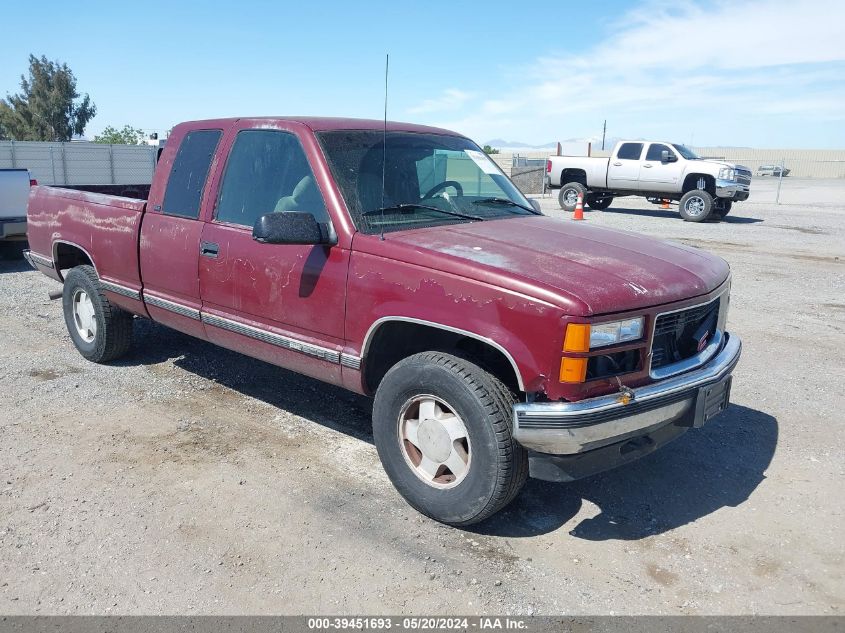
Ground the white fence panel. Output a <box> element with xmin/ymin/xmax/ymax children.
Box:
<box><xmin>0</xmin><ymin>140</ymin><xmax>156</xmax><ymax>185</ymax></box>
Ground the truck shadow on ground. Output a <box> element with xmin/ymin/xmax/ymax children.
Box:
<box><xmin>123</xmin><ymin>319</ymin><xmax>775</xmax><ymax>542</ymax></box>
<box><xmin>0</xmin><ymin>247</ymin><xmax>30</xmax><ymax>271</ymax></box>
<box><xmin>600</xmin><ymin>207</ymin><xmax>764</xmax><ymax>224</ymax></box>
<box><xmin>473</xmin><ymin>403</ymin><xmax>777</xmax><ymax>540</ymax></box>
<box><xmin>121</xmin><ymin>319</ymin><xmax>376</xmax><ymax>443</ymax></box>
<box><xmin>0</xmin><ymin>258</ymin><xmax>31</xmax><ymax>274</ymax></box>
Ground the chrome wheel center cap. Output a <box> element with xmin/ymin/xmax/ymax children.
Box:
<box><xmin>417</xmin><ymin>418</ymin><xmax>452</xmax><ymax>463</ymax></box>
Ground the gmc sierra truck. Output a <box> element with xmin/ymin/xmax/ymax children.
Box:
<box><xmin>546</xmin><ymin>141</ymin><xmax>752</xmax><ymax>222</ymax></box>
<box><xmin>25</xmin><ymin>117</ymin><xmax>741</xmax><ymax>525</ymax></box>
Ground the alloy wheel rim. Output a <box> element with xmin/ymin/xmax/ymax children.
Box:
<box><xmin>563</xmin><ymin>189</ymin><xmax>578</xmax><ymax>206</ymax></box>
<box><xmin>685</xmin><ymin>196</ymin><xmax>706</xmax><ymax>216</ymax></box>
<box><xmin>72</xmin><ymin>289</ymin><xmax>97</xmax><ymax>343</ymax></box>
<box><xmin>398</xmin><ymin>395</ymin><xmax>471</xmax><ymax>489</ymax></box>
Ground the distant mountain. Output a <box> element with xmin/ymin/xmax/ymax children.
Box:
<box><xmin>483</xmin><ymin>139</ymin><xmax>558</xmax><ymax>150</ymax></box>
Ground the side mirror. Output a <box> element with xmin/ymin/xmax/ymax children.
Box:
<box><xmin>529</xmin><ymin>199</ymin><xmax>542</xmax><ymax>213</ymax></box>
<box><xmin>661</xmin><ymin>150</ymin><xmax>677</xmax><ymax>163</ymax></box>
<box><xmin>252</xmin><ymin>212</ymin><xmax>334</xmax><ymax>245</ymax></box>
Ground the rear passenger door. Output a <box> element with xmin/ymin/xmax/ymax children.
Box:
<box><xmin>197</xmin><ymin>123</ymin><xmax>349</xmax><ymax>384</ymax></box>
<box><xmin>606</xmin><ymin>142</ymin><xmax>643</xmax><ymax>190</ymax></box>
<box><xmin>140</xmin><ymin>127</ymin><xmax>224</xmax><ymax>340</ymax></box>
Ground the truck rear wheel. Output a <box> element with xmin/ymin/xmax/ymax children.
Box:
<box><xmin>558</xmin><ymin>182</ymin><xmax>587</xmax><ymax>212</ymax></box>
<box><xmin>586</xmin><ymin>194</ymin><xmax>613</xmax><ymax>210</ymax></box>
<box><xmin>62</xmin><ymin>265</ymin><xmax>133</xmax><ymax>363</ymax></box>
<box><xmin>372</xmin><ymin>351</ymin><xmax>528</xmax><ymax>526</ymax></box>
<box><xmin>679</xmin><ymin>189</ymin><xmax>714</xmax><ymax>222</ymax></box>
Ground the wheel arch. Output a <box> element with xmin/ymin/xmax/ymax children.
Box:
<box><xmin>682</xmin><ymin>173</ymin><xmax>716</xmax><ymax>194</ymax></box>
<box><xmin>360</xmin><ymin>317</ymin><xmax>525</xmax><ymax>396</ymax></box>
<box><xmin>52</xmin><ymin>240</ymin><xmax>96</xmax><ymax>281</ymax></box>
<box><xmin>560</xmin><ymin>169</ymin><xmax>588</xmax><ymax>188</ymax></box>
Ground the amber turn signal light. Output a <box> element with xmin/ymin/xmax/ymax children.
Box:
<box><xmin>563</xmin><ymin>323</ymin><xmax>591</xmax><ymax>353</ymax></box>
<box><xmin>559</xmin><ymin>357</ymin><xmax>588</xmax><ymax>383</ymax></box>
<box><xmin>560</xmin><ymin>324</ymin><xmax>591</xmax><ymax>383</ymax></box>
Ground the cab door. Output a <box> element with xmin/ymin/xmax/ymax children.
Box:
<box><xmin>197</xmin><ymin>123</ymin><xmax>349</xmax><ymax>384</ymax></box>
<box><xmin>606</xmin><ymin>142</ymin><xmax>644</xmax><ymax>189</ymax></box>
<box><xmin>639</xmin><ymin>143</ymin><xmax>683</xmax><ymax>193</ymax></box>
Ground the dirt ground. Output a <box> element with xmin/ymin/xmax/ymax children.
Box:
<box><xmin>0</xmin><ymin>177</ymin><xmax>842</xmax><ymax>615</ymax></box>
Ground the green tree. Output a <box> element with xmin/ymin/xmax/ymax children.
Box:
<box><xmin>93</xmin><ymin>125</ymin><xmax>146</xmax><ymax>145</ymax></box>
<box><xmin>482</xmin><ymin>145</ymin><xmax>500</xmax><ymax>155</ymax></box>
<box><xmin>0</xmin><ymin>54</ymin><xmax>96</xmax><ymax>141</ymax></box>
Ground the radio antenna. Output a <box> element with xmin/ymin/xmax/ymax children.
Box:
<box><xmin>380</xmin><ymin>53</ymin><xmax>389</xmax><ymax>241</ymax></box>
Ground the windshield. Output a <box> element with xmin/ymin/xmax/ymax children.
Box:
<box><xmin>316</xmin><ymin>130</ymin><xmax>538</xmax><ymax>234</ymax></box>
<box><xmin>672</xmin><ymin>144</ymin><xmax>701</xmax><ymax>160</ymax></box>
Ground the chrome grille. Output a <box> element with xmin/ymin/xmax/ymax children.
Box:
<box><xmin>736</xmin><ymin>166</ymin><xmax>752</xmax><ymax>187</ymax></box>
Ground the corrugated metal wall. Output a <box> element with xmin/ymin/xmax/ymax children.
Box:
<box><xmin>690</xmin><ymin>148</ymin><xmax>845</xmax><ymax>179</ymax></box>
<box><xmin>4</xmin><ymin>140</ymin><xmax>842</xmax><ymax>183</ymax></box>
<box><xmin>0</xmin><ymin>141</ymin><xmax>156</xmax><ymax>185</ymax></box>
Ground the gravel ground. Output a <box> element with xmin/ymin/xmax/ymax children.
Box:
<box><xmin>0</xmin><ymin>177</ymin><xmax>842</xmax><ymax>615</ymax></box>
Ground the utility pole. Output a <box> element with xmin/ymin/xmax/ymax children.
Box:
<box><xmin>601</xmin><ymin>120</ymin><xmax>606</xmax><ymax>151</ymax></box>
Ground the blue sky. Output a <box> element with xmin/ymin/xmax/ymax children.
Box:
<box><xmin>1</xmin><ymin>0</ymin><xmax>843</xmax><ymax>148</ymax></box>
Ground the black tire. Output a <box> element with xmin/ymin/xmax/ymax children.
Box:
<box><xmin>372</xmin><ymin>351</ymin><xmax>528</xmax><ymax>526</ymax></box>
<box><xmin>715</xmin><ymin>200</ymin><xmax>732</xmax><ymax>218</ymax></box>
<box><xmin>679</xmin><ymin>189</ymin><xmax>714</xmax><ymax>222</ymax></box>
<box><xmin>558</xmin><ymin>181</ymin><xmax>587</xmax><ymax>212</ymax></box>
<box><xmin>62</xmin><ymin>265</ymin><xmax>133</xmax><ymax>363</ymax></box>
<box><xmin>586</xmin><ymin>195</ymin><xmax>613</xmax><ymax>210</ymax></box>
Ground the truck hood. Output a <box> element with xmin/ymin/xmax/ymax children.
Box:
<box><xmin>699</xmin><ymin>159</ymin><xmax>749</xmax><ymax>172</ymax></box>
<box><xmin>383</xmin><ymin>216</ymin><xmax>729</xmax><ymax>316</ymax></box>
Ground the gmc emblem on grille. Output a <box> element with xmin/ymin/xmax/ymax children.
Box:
<box><xmin>697</xmin><ymin>330</ymin><xmax>711</xmax><ymax>352</ymax></box>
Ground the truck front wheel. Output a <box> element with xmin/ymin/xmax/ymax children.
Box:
<box><xmin>372</xmin><ymin>352</ymin><xmax>528</xmax><ymax>526</ymax></box>
<box><xmin>558</xmin><ymin>182</ymin><xmax>587</xmax><ymax>212</ymax></box>
<box><xmin>679</xmin><ymin>189</ymin><xmax>714</xmax><ymax>222</ymax></box>
<box><xmin>62</xmin><ymin>265</ymin><xmax>133</xmax><ymax>363</ymax></box>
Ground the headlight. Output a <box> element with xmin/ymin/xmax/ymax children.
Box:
<box><xmin>589</xmin><ymin>317</ymin><xmax>644</xmax><ymax>348</ymax></box>
<box><xmin>718</xmin><ymin>167</ymin><xmax>735</xmax><ymax>180</ymax></box>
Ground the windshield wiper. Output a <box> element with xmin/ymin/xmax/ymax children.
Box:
<box><xmin>362</xmin><ymin>203</ymin><xmax>485</xmax><ymax>221</ymax></box>
<box><xmin>472</xmin><ymin>197</ymin><xmax>538</xmax><ymax>214</ymax></box>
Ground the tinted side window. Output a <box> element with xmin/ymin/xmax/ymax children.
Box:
<box><xmin>216</xmin><ymin>130</ymin><xmax>328</xmax><ymax>228</ymax></box>
<box><xmin>645</xmin><ymin>143</ymin><xmax>673</xmax><ymax>161</ymax></box>
<box><xmin>161</xmin><ymin>130</ymin><xmax>222</xmax><ymax>218</ymax></box>
<box><xmin>617</xmin><ymin>143</ymin><xmax>643</xmax><ymax>160</ymax></box>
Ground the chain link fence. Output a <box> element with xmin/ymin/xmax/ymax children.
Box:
<box><xmin>0</xmin><ymin>140</ymin><xmax>157</xmax><ymax>186</ymax></box>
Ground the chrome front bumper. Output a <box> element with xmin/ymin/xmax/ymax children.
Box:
<box><xmin>715</xmin><ymin>179</ymin><xmax>750</xmax><ymax>199</ymax></box>
<box><xmin>513</xmin><ymin>333</ymin><xmax>741</xmax><ymax>455</ymax></box>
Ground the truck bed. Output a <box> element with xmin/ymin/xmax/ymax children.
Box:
<box><xmin>547</xmin><ymin>155</ymin><xmax>610</xmax><ymax>188</ymax></box>
<box><xmin>26</xmin><ymin>185</ymin><xmax>147</xmax><ymax>298</ymax></box>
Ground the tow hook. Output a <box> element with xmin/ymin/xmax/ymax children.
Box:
<box><xmin>613</xmin><ymin>376</ymin><xmax>636</xmax><ymax>405</ymax></box>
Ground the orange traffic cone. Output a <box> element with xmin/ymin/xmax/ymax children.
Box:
<box><xmin>661</xmin><ymin>199</ymin><xmax>670</xmax><ymax>209</ymax></box>
<box><xmin>573</xmin><ymin>193</ymin><xmax>585</xmax><ymax>220</ymax></box>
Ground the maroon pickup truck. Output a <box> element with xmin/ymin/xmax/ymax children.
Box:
<box><xmin>25</xmin><ymin>117</ymin><xmax>741</xmax><ymax>525</ymax></box>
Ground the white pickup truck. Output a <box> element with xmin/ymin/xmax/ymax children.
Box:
<box><xmin>0</xmin><ymin>169</ymin><xmax>34</xmax><ymax>248</ymax></box>
<box><xmin>546</xmin><ymin>141</ymin><xmax>751</xmax><ymax>222</ymax></box>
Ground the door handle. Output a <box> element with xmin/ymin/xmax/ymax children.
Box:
<box><xmin>612</xmin><ymin>162</ymin><xmax>622</xmax><ymax>166</ymax></box>
<box><xmin>200</xmin><ymin>241</ymin><xmax>219</xmax><ymax>258</ymax></box>
<box><xmin>643</xmin><ymin>164</ymin><xmax>653</xmax><ymax>168</ymax></box>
